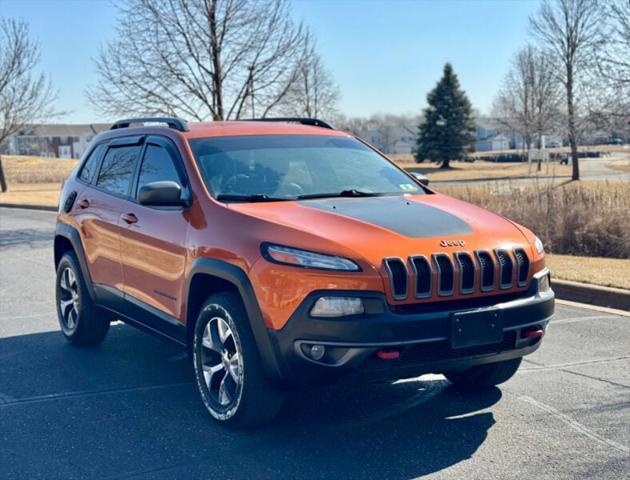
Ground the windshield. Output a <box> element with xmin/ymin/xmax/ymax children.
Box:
<box><xmin>188</xmin><ymin>134</ymin><xmax>423</xmax><ymax>201</ymax></box>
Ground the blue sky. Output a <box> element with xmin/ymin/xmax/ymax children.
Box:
<box><xmin>1</xmin><ymin>0</ymin><xmax>540</xmax><ymax>123</ymax></box>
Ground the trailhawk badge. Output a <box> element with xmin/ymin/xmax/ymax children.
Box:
<box><xmin>440</xmin><ymin>239</ymin><xmax>466</xmax><ymax>247</ymax></box>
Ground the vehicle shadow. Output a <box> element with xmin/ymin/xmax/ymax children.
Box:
<box><xmin>0</xmin><ymin>324</ymin><xmax>501</xmax><ymax>479</ymax></box>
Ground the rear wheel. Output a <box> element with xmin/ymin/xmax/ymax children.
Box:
<box><xmin>55</xmin><ymin>252</ymin><xmax>110</xmax><ymax>346</ymax></box>
<box><xmin>444</xmin><ymin>358</ymin><xmax>522</xmax><ymax>389</ymax></box>
<box><xmin>193</xmin><ymin>292</ymin><xmax>283</xmax><ymax>428</ymax></box>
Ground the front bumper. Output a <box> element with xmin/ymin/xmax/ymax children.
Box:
<box><xmin>266</xmin><ymin>271</ymin><xmax>554</xmax><ymax>387</ymax></box>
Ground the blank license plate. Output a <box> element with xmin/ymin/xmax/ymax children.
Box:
<box><xmin>450</xmin><ymin>309</ymin><xmax>504</xmax><ymax>349</ymax></box>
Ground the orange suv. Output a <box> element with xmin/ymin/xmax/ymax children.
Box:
<box><xmin>54</xmin><ymin>117</ymin><xmax>554</xmax><ymax>427</ymax></box>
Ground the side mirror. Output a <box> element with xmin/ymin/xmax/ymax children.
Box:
<box><xmin>410</xmin><ymin>171</ymin><xmax>430</xmax><ymax>186</ymax></box>
<box><xmin>138</xmin><ymin>181</ymin><xmax>187</xmax><ymax>207</ymax></box>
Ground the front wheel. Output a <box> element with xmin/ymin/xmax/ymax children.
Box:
<box><xmin>444</xmin><ymin>358</ymin><xmax>522</xmax><ymax>389</ymax></box>
<box><xmin>55</xmin><ymin>252</ymin><xmax>110</xmax><ymax>346</ymax></box>
<box><xmin>192</xmin><ymin>292</ymin><xmax>283</xmax><ymax>428</ymax></box>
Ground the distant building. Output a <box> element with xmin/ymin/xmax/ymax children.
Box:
<box><xmin>3</xmin><ymin>124</ymin><xmax>110</xmax><ymax>159</ymax></box>
<box><xmin>359</xmin><ymin>125</ymin><xmax>417</xmax><ymax>154</ymax></box>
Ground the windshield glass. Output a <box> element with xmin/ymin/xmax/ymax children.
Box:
<box><xmin>188</xmin><ymin>134</ymin><xmax>422</xmax><ymax>201</ymax></box>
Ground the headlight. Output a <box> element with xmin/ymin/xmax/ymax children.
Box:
<box><xmin>310</xmin><ymin>297</ymin><xmax>364</xmax><ymax>317</ymax></box>
<box><xmin>534</xmin><ymin>236</ymin><xmax>544</xmax><ymax>255</ymax></box>
<box><xmin>261</xmin><ymin>243</ymin><xmax>360</xmax><ymax>271</ymax></box>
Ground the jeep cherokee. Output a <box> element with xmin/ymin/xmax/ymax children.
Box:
<box><xmin>54</xmin><ymin>117</ymin><xmax>554</xmax><ymax>427</ymax></box>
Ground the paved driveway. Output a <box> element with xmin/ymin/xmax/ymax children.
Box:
<box><xmin>1</xmin><ymin>207</ymin><xmax>629</xmax><ymax>479</ymax></box>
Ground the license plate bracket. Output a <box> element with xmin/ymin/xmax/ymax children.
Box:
<box><xmin>450</xmin><ymin>308</ymin><xmax>504</xmax><ymax>349</ymax></box>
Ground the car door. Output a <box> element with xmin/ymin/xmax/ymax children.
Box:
<box><xmin>119</xmin><ymin>136</ymin><xmax>190</xmax><ymax>323</ymax></box>
<box><xmin>74</xmin><ymin>139</ymin><xmax>143</xmax><ymax>295</ymax></box>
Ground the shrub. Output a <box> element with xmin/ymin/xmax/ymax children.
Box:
<box><xmin>443</xmin><ymin>181</ymin><xmax>630</xmax><ymax>259</ymax></box>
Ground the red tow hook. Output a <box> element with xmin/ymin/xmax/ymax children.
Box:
<box><xmin>376</xmin><ymin>349</ymin><xmax>400</xmax><ymax>360</ymax></box>
<box><xmin>522</xmin><ymin>327</ymin><xmax>545</xmax><ymax>339</ymax></box>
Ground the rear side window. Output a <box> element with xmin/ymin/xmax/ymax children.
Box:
<box><xmin>78</xmin><ymin>144</ymin><xmax>105</xmax><ymax>183</ymax></box>
<box><xmin>96</xmin><ymin>145</ymin><xmax>142</xmax><ymax>197</ymax></box>
<box><xmin>136</xmin><ymin>145</ymin><xmax>181</xmax><ymax>198</ymax></box>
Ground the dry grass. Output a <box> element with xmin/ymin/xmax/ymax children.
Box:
<box><xmin>607</xmin><ymin>158</ymin><xmax>630</xmax><ymax>173</ymax></box>
<box><xmin>391</xmin><ymin>156</ymin><xmax>572</xmax><ymax>181</ymax></box>
<box><xmin>0</xmin><ymin>182</ymin><xmax>61</xmax><ymax>207</ymax></box>
<box><xmin>546</xmin><ymin>254</ymin><xmax>630</xmax><ymax>290</ymax></box>
<box><xmin>0</xmin><ymin>155</ymin><xmax>77</xmax><ymax>184</ymax></box>
<box><xmin>441</xmin><ymin>180</ymin><xmax>630</xmax><ymax>259</ymax></box>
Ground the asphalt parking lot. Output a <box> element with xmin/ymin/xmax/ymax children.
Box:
<box><xmin>1</xmin><ymin>207</ymin><xmax>629</xmax><ymax>479</ymax></box>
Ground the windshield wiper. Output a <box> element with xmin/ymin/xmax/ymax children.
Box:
<box><xmin>296</xmin><ymin>189</ymin><xmax>384</xmax><ymax>200</ymax></box>
<box><xmin>215</xmin><ymin>194</ymin><xmax>290</xmax><ymax>202</ymax></box>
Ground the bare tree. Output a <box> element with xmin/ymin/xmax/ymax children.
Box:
<box><xmin>598</xmin><ymin>0</ymin><xmax>630</xmax><ymax>88</ymax></box>
<box><xmin>589</xmin><ymin>1</ymin><xmax>630</xmax><ymax>127</ymax></box>
<box><xmin>280</xmin><ymin>35</ymin><xmax>340</xmax><ymax>119</ymax></box>
<box><xmin>88</xmin><ymin>0</ymin><xmax>312</xmax><ymax>121</ymax></box>
<box><xmin>0</xmin><ymin>18</ymin><xmax>56</xmax><ymax>192</ymax></box>
<box><xmin>530</xmin><ymin>0</ymin><xmax>602</xmax><ymax>180</ymax></box>
<box><xmin>493</xmin><ymin>45</ymin><xmax>562</xmax><ymax>165</ymax></box>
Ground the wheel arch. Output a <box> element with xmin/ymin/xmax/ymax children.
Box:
<box><xmin>186</xmin><ymin>258</ymin><xmax>283</xmax><ymax>382</ymax></box>
<box><xmin>54</xmin><ymin>223</ymin><xmax>95</xmax><ymax>300</ymax></box>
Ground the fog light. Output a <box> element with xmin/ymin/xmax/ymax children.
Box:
<box><xmin>310</xmin><ymin>297</ymin><xmax>364</xmax><ymax>318</ymax></box>
<box><xmin>538</xmin><ymin>273</ymin><xmax>551</xmax><ymax>293</ymax></box>
<box><xmin>309</xmin><ymin>344</ymin><xmax>326</xmax><ymax>361</ymax></box>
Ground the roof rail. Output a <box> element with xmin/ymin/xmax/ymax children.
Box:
<box><xmin>244</xmin><ymin>117</ymin><xmax>334</xmax><ymax>130</ymax></box>
<box><xmin>110</xmin><ymin>117</ymin><xmax>189</xmax><ymax>132</ymax></box>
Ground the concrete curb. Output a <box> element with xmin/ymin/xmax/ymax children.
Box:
<box><xmin>0</xmin><ymin>203</ymin><xmax>57</xmax><ymax>212</ymax></box>
<box><xmin>553</xmin><ymin>279</ymin><xmax>630</xmax><ymax>312</ymax></box>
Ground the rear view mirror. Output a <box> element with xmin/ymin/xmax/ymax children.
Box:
<box><xmin>138</xmin><ymin>181</ymin><xmax>187</xmax><ymax>207</ymax></box>
<box><xmin>410</xmin><ymin>172</ymin><xmax>430</xmax><ymax>186</ymax></box>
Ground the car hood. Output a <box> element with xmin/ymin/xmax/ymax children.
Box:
<box><xmin>226</xmin><ymin>193</ymin><xmax>532</xmax><ymax>265</ymax></box>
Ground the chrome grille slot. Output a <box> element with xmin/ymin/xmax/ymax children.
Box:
<box><xmin>383</xmin><ymin>258</ymin><xmax>408</xmax><ymax>300</ymax></box>
<box><xmin>455</xmin><ymin>252</ymin><xmax>475</xmax><ymax>294</ymax></box>
<box><xmin>513</xmin><ymin>247</ymin><xmax>530</xmax><ymax>286</ymax></box>
<box><xmin>495</xmin><ymin>249</ymin><xmax>513</xmax><ymax>289</ymax></box>
<box><xmin>433</xmin><ymin>254</ymin><xmax>455</xmax><ymax>296</ymax></box>
<box><xmin>475</xmin><ymin>250</ymin><xmax>495</xmax><ymax>291</ymax></box>
<box><xmin>410</xmin><ymin>255</ymin><xmax>432</xmax><ymax>298</ymax></box>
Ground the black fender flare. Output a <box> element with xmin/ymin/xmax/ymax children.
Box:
<box><xmin>54</xmin><ymin>223</ymin><xmax>96</xmax><ymax>300</ymax></box>
<box><xmin>186</xmin><ymin>258</ymin><xmax>284</xmax><ymax>383</ymax></box>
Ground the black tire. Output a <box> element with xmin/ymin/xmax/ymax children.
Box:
<box><xmin>444</xmin><ymin>358</ymin><xmax>522</xmax><ymax>389</ymax></box>
<box><xmin>193</xmin><ymin>291</ymin><xmax>283</xmax><ymax>428</ymax></box>
<box><xmin>55</xmin><ymin>251</ymin><xmax>110</xmax><ymax>346</ymax></box>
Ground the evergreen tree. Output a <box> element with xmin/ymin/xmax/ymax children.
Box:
<box><xmin>414</xmin><ymin>63</ymin><xmax>476</xmax><ymax>168</ymax></box>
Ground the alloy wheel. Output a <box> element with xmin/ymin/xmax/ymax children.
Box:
<box><xmin>199</xmin><ymin>316</ymin><xmax>243</xmax><ymax>411</ymax></box>
<box><xmin>58</xmin><ymin>266</ymin><xmax>79</xmax><ymax>332</ymax></box>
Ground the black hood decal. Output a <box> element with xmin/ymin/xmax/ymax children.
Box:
<box><xmin>302</xmin><ymin>196</ymin><xmax>472</xmax><ymax>238</ymax></box>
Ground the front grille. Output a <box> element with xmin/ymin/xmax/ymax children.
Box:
<box><xmin>495</xmin><ymin>249</ymin><xmax>514</xmax><ymax>289</ymax></box>
<box><xmin>410</xmin><ymin>255</ymin><xmax>432</xmax><ymax>298</ymax></box>
<box><xmin>513</xmin><ymin>247</ymin><xmax>530</xmax><ymax>287</ymax></box>
<box><xmin>476</xmin><ymin>250</ymin><xmax>495</xmax><ymax>291</ymax></box>
<box><xmin>383</xmin><ymin>258</ymin><xmax>408</xmax><ymax>300</ymax></box>
<box><xmin>383</xmin><ymin>248</ymin><xmax>529</xmax><ymax>301</ymax></box>
<box><xmin>455</xmin><ymin>252</ymin><xmax>475</xmax><ymax>294</ymax></box>
<box><xmin>433</xmin><ymin>254</ymin><xmax>454</xmax><ymax>296</ymax></box>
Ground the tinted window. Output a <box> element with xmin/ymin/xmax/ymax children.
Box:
<box><xmin>189</xmin><ymin>135</ymin><xmax>422</xmax><ymax>200</ymax></box>
<box><xmin>96</xmin><ymin>145</ymin><xmax>142</xmax><ymax>196</ymax></box>
<box><xmin>78</xmin><ymin>144</ymin><xmax>105</xmax><ymax>183</ymax></box>
<box><xmin>136</xmin><ymin>145</ymin><xmax>181</xmax><ymax>197</ymax></box>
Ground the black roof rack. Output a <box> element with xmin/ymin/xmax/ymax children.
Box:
<box><xmin>110</xmin><ymin>117</ymin><xmax>189</xmax><ymax>132</ymax></box>
<box><xmin>244</xmin><ymin>117</ymin><xmax>334</xmax><ymax>130</ymax></box>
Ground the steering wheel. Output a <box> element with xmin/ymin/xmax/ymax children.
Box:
<box><xmin>223</xmin><ymin>174</ymin><xmax>250</xmax><ymax>193</ymax></box>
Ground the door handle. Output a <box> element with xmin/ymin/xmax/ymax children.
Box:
<box><xmin>77</xmin><ymin>198</ymin><xmax>90</xmax><ymax>209</ymax></box>
<box><xmin>121</xmin><ymin>213</ymin><xmax>138</xmax><ymax>224</ymax></box>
